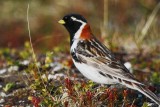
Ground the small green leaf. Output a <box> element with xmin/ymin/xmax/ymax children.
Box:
<box><xmin>142</xmin><ymin>102</ymin><xmax>149</xmax><ymax>107</ymax></box>
<box><xmin>3</xmin><ymin>82</ymin><xmax>15</xmax><ymax>92</ymax></box>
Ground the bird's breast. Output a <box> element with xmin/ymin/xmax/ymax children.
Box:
<box><xmin>72</xmin><ymin>59</ymin><xmax>116</xmax><ymax>84</ymax></box>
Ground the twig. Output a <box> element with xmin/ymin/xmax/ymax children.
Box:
<box><xmin>138</xmin><ymin>2</ymin><xmax>160</xmax><ymax>43</ymax></box>
<box><xmin>27</xmin><ymin>3</ymin><xmax>47</xmax><ymax>90</ymax></box>
<box><xmin>131</xmin><ymin>99</ymin><xmax>135</xmax><ymax>107</ymax></box>
<box><xmin>101</xmin><ymin>0</ymin><xmax>108</xmax><ymax>39</ymax></box>
<box><xmin>104</xmin><ymin>0</ymin><xmax>108</xmax><ymax>30</ymax></box>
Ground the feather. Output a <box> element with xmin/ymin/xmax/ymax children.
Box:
<box><xmin>73</xmin><ymin>37</ymin><xmax>160</xmax><ymax>105</ymax></box>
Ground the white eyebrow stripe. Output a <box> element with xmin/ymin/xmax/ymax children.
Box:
<box><xmin>71</xmin><ymin>16</ymin><xmax>76</xmax><ymax>20</ymax></box>
<box><xmin>71</xmin><ymin>16</ymin><xmax>86</xmax><ymax>24</ymax></box>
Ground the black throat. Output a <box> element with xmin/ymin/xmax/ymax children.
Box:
<box><xmin>70</xmin><ymin>34</ymin><xmax>74</xmax><ymax>46</ymax></box>
<box><xmin>64</xmin><ymin>23</ymin><xmax>82</xmax><ymax>46</ymax></box>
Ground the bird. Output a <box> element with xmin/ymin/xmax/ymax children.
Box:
<box><xmin>58</xmin><ymin>13</ymin><xmax>160</xmax><ymax>105</ymax></box>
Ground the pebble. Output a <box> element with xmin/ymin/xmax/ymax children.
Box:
<box><xmin>48</xmin><ymin>73</ymin><xmax>66</xmax><ymax>80</ymax></box>
<box><xmin>0</xmin><ymin>69</ymin><xmax>7</xmax><ymax>74</ymax></box>
<box><xmin>124</xmin><ymin>62</ymin><xmax>133</xmax><ymax>73</ymax></box>
<box><xmin>8</xmin><ymin>66</ymin><xmax>18</xmax><ymax>72</ymax></box>
<box><xmin>20</xmin><ymin>60</ymin><xmax>30</xmax><ymax>65</ymax></box>
<box><xmin>0</xmin><ymin>99</ymin><xmax>5</xmax><ymax>103</ymax></box>
<box><xmin>0</xmin><ymin>92</ymin><xmax>6</xmax><ymax>97</ymax></box>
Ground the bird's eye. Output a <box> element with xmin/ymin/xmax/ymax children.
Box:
<box><xmin>64</xmin><ymin>17</ymin><xmax>72</xmax><ymax>22</ymax></box>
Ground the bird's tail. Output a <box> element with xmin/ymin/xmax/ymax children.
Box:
<box><xmin>128</xmin><ymin>83</ymin><xmax>160</xmax><ymax>105</ymax></box>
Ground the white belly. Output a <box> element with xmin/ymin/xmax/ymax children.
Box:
<box><xmin>73</xmin><ymin>60</ymin><xmax>116</xmax><ymax>84</ymax></box>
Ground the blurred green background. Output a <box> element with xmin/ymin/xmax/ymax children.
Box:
<box><xmin>0</xmin><ymin>0</ymin><xmax>159</xmax><ymax>52</ymax></box>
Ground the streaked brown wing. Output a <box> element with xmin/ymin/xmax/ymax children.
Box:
<box><xmin>75</xmin><ymin>38</ymin><xmax>143</xmax><ymax>85</ymax></box>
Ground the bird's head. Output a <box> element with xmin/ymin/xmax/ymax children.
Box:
<box><xmin>59</xmin><ymin>14</ymin><xmax>92</xmax><ymax>45</ymax></box>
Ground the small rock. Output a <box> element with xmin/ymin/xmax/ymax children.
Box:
<box><xmin>50</xmin><ymin>62</ymin><xmax>63</xmax><ymax>73</ymax></box>
<box><xmin>20</xmin><ymin>60</ymin><xmax>30</xmax><ymax>65</ymax></box>
<box><xmin>0</xmin><ymin>84</ymin><xmax>2</xmax><ymax>88</ymax></box>
<box><xmin>8</xmin><ymin>66</ymin><xmax>18</xmax><ymax>72</ymax></box>
<box><xmin>0</xmin><ymin>99</ymin><xmax>5</xmax><ymax>104</ymax></box>
<box><xmin>48</xmin><ymin>73</ymin><xmax>66</xmax><ymax>80</ymax></box>
<box><xmin>0</xmin><ymin>92</ymin><xmax>6</xmax><ymax>97</ymax></box>
<box><xmin>0</xmin><ymin>69</ymin><xmax>7</xmax><ymax>74</ymax></box>
<box><xmin>124</xmin><ymin>62</ymin><xmax>133</xmax><ymax>73</ymax></box>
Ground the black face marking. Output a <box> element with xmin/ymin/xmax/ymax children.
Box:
<box><xmin>61</xmin><ymin>14</ymin><xmax>87</xmax><ymax>46</ymax></box>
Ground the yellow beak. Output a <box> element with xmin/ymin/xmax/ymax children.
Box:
<box><xmin>58</xmin><ymin>19</ymin><xmax>65</xmax><ymax>24</ymax></box>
